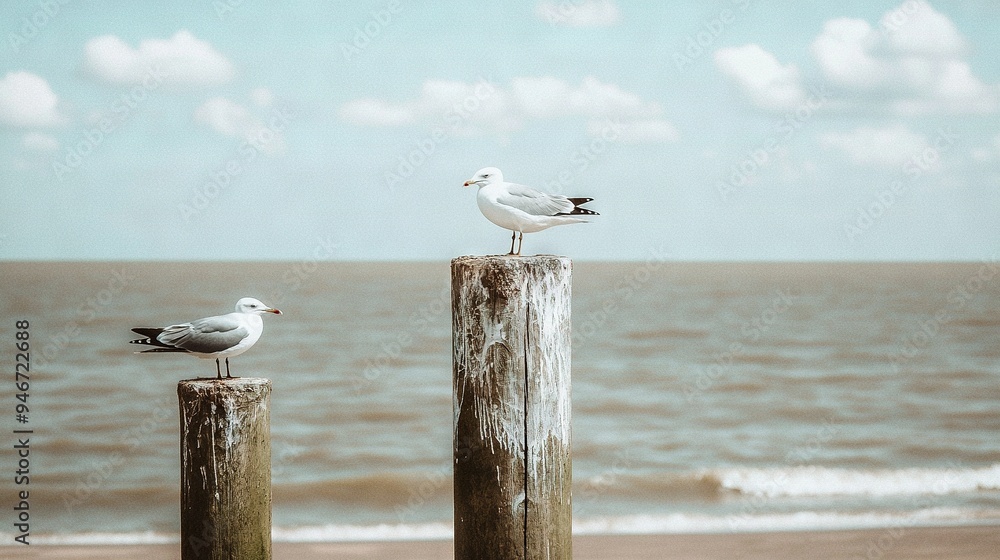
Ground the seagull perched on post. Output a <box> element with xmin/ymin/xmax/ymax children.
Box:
<box><xmin>129</xmin><ymin>297</ymin><xmax>281</xmax><ymax>379</ymax></box>
<box><xmin>463</xmin><ymin>166</ymin><xmax>598</xmax><ymax>255</ymax></box>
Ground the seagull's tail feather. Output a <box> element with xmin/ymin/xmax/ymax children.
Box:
<box><xmin>134</xmin><ymin>347</ymin><xmax>190</xmax><ymax>354</ymax></box>
<box><xmin>558</xmin><ymin>197</ymin><xmax>599</xmax><ymax>216</ymax></box>
<box><xmin>129</xmin><ymin>328</ymin><xmax>180</xmax><ymax>350</ymax></box>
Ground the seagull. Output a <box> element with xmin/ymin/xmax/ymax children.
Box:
<box><xmin>463</xmin><ymin>166</ymin><xmax>598</xmax><ymax>255</ymax></box>
<box><xmin>129</xmin><ymin>297</ymin><xmax>281</xmax><ymax>379</ymax></box>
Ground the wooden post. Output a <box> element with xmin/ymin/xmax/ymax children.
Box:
<box><xmin>177</xmin><ymin>378</ymin><xmax>272</xmax><ymax>560</ymax></box>
<box><xmin>451</xmin><ymin>255</ymin><xmax>572</xmax><ymax>560</ymax></box>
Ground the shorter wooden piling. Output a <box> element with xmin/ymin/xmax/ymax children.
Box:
<box><xmin>178</xmin><ymin>378</ymin><xmax>271</xmax><ymax>560</ymax></box>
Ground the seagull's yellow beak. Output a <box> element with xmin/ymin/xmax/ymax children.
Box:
<box><xmin>266</xmin><ymin>308</ymin><xmax>282</xmax><ymax>315</ymax></box>
<box><xmin>463</xmin><ymin>180</ymin><xmax>475</xmax><ymax>187</ymax></box>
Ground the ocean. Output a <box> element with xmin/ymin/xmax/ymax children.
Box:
<box><xmin>1</xmin><ymin>261</ymin><xmax>999</xmax><ymax>545</ymax></box>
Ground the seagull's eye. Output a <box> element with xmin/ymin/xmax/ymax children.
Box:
<box><xmin>482</xmin><ymin>174</ymin><xmax>490</xmax><ymax>178</ymax></box>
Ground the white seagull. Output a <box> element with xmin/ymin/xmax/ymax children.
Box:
<box><xmin>463</xmin><ymin>166</ymin><xmax>598</xmax><ymax>255</ymax></box>
<box><xmin>129</xmin><ymin>297</ymin><xmax>281</xmax><ymax>379</ymax></box>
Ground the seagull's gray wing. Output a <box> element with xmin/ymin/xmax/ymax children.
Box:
<box><xmin>496</xmin><ymin>183</ymin><xmax>575</xmax><ymax>216</ymax></box>
<box><xmin>157</xmin><ymin>315</ymin><xmax>249</xmax><ymax>354</ymax></box>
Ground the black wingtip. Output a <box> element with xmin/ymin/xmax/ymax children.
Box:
<box><xmin>129</xmin><ymin>327</ymin><xmax>176</xmax><ymax>349</ymax></box>
<box><xmin>557</xmin><ymin>198</ymin><xmax>599</xmax><ymax>216</ymax></box>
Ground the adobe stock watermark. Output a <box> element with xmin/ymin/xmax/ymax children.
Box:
<box><xmin>341</xmin><ymin>1</ymin><xmax>403</xmax><ymax>62</ymax></box>
<box><xmin>535</xmin><ymin>0</ymin><xmax>618</xmax><ymax>27</ymax></box>
<box><xmin>542</xmin><ymin>118</ymin><xmax>625</xmax><ymax>196</ymax></box>
<box><xmin>887</xmin><ymin>256</ymin><xmax>998</xmax><ymax>373</ymax></box>
<box><xmin>211</xmin><ymin>0</ymin><xmax>249</xmax><ymax>20</ymax></box>
<box><xmin>51</xmin><ymin>66</ymin><xmax>167</xmax><ymax>182</ymax></box>
<box><xmin>354</xmin><ymin>282</ymin><xmax>450</xmax><ymax>393</ymax></box>
<box><xmin>573</xmin><ymin>244</ymin><xmax>670</xmax><ymax>346</ymax></box>
<box><xmin>7</xmin><ymin>0</ymin><xmax>72</xmax><ymax>54</ymax></box>
<box><xmin>843</xmin><ymin>127</ymin><xmax>958</xmax><ymax>242</ymax></box>
<box><xmin>573</xmin><ymin>446</ymin><xmax>635</xmax><ymax>517</ymax></box>
<box><xmin>536</xmin><ymin>0</ymin><xmax>582</xmax><ymax>26</ymax></box>
<box><xmin>179</xmin><ymin>104</ymin><xmax>295</xmax><ymax>220</ymax></box>
<box><xmin>672</xmin><ymin>0</ymin><xmax>752</xmax><ymax>71</ymax></box>
<box><xmin>384</xmin><ymin>78</ymin><xmax>497</xmax><ymax>190</ymax></box>
<box><xmin>271</xmin><ymin>439</ymin><xmax>306</xmax><ymax>478</ymax></box>
<box><xmin>727</xmin><ymin>417</ymin><xmax>838</xmax><ymax>530</ymax></box>
<box><xmin>62</xmin><ymin>398</ymin><xmax>174</xmax><ymax>513</ymax></box>
<box><xmin>35</xmin><ymin>265</ymin><xmax>137</xmax><ymax>369</ymax></box>
<box><xmin>264</xmin><ymin>236</ymin><xmax>340</xmax><ymax>307</ymax></box>
<box><xmin>879</xmin><ymin>0</ymin><xmax>931</xmax><ymax>34</ymax></box>
<box><xmin>847</xmin><ymin>460</ymin><xmax>966</xmax><ymax>560</ymax></box>
<box><xmin>394</xmin><ymin>464</ymin><xmax>450</xmax><ymax>523</ymax></box>
<box><xmin>717</xmin><ymin>85</ymin><xmax>831</xmax><ymax>203</ymax></box>
<box><xmin>683</xmin><ymin>288</ymin><xmax>797</xmax><ymax>402</ymax></box>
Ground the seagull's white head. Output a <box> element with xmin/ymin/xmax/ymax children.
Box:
<box><xmin>463</xmin><ymin>167</ymin><xmax>503</xmax><ymax>188</ymax></box>
<box><xmin>236</xmin><ymin>297</ymin><xmax>282</xmax><ymax>315</ymax></box>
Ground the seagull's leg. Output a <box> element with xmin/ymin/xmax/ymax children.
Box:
<box><xmin>508</xmin><ymin>231</ymin><xmax>517</xmax><ymax>255</ymax></box>
<box><xmin>515</xmin><ymin>232</ymin><xmax>523</xmax><ymax>256</ymax></box>
<box><xmin>225</xmin><ymin>357</ymin><xmax>235</xmax><ymax>379</ymax></box>
<box><xmin>215</xmin><ymin>358</ymin><xmax>222</xmax><ymax>380</ymax></box>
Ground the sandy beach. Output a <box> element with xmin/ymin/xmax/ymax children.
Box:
<box><xmin>11</xmin><ymin>525</ymin><xmax>1000</xmax><ymax>559</ymax></box>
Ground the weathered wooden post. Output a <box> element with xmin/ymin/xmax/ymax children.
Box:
<box><xmin>452</xmin><ymin>255</ymin><xmax>572</xmax><ymax>560</ymax></box>
<box><xmin>177</xmin><ymin>378</ymin><xmax>272</xmax><ymax>560</ymax></box>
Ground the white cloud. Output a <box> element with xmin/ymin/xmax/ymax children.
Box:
<box><xmin>84</xmin><ymin>30</ymin><xmax>234</xmax><ymax>86</ymax></box>
<box><xmin>971</xmin><ymin>134</ymin><xmax>1000</xmax><ymax>162</ymax></box>
<box><xmin>811</xmin><ymin>18</ymin><xmax>886</xmax><ymax>90</ymax></box>
<box><xmin>194</xmin><ymin>97</ymin><xmax>285</xmax><ymax>153</ymax></box>
<box><xmin>971</xmin><ymin>148</ymin><xmax>992</xmax><ymax>162</ymax></box>
<box><xmin>195</xmin><ymin>97</ymin><xmax>252</xmax><ymax>137</ymax></box>
<box><xmin>879</xmin><ymin>0</ymin><xmax>967</xmax><ymax>57</ymax></box>
<box><xmin>568</xmin><ymin>76</ymin><xmax>660</xmax><ymax>117</ymax></box>
<box><xmin>716</xmin><ymin>3</ymin><xmax>998</xmax><ymax>116</ymax></box>
<box><xmin>714</xmin><ymin>44</ymin><xmax>806</xmax><ymax>111</ymax></box>
<box><xmin>535</xmin><ymin>0</ymin><xmax>621</xmax><ymax>27</ymax></box>
<box><xmin>589</xmin><ymin>118</ymin><xmax>680</xmax><ymax>143</ymax></box>
<box><xmin>21</xmin><ymin>132</ymin><xmax>59</xmax><ymax>152</ymax></box>
<box><xmin>821</xmin><ymin>124</ymin><xmax>928</xmax><ymax>167</ymax></box>
<box><xmin>250</xmin><ymin>87</ymin><xmax>274</xmax><ymax>108</ymax></box>
<box><xmin>339</xmin><ymin>98</ymin><xmax>416</xmax><ymax>127</ymax></box>
<box><xmin>810</xmin><ymin>3</ymin><xmax>997</xmax><ymax>115</ymax></box>
<box><xmin>0</xmin><ymin>71</ymin><xmax>63</xmax><ymax>127</ymax></box>
<box><xmin>339</xmin><ymin>76</ymin><xmax>674</xmax><ymax>142</ymax></box>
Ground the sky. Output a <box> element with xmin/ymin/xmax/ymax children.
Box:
<box><xmin>1</xmin><ymin>0</ymin><xmax>998</xmax><ymax>261</ymax></box>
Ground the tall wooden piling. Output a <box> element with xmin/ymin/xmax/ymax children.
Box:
<box><xmin>451</xmin><ymin>255</ymin><xmax>572</xmax><ymax>560</ymax></box>
<box><xmin>178</xmin><ymin>378</ymin><xmax>272</xmax><ymax>560</ymax></box>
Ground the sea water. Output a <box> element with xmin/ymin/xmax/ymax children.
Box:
<box><xmin>0</xmin><ymin>261</ymin><xmax>998</xmax><ymax>544</ymax></box>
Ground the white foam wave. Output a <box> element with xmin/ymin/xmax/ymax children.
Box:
<box><xmin>28</xmin><ymin>531</ymin><xmax>179</xmax><ymax>545</ymax></box>
<box><xmin>576</xmin><ymin>507</ymin><xmax>1000</xmax><ymax>534</ymax></box>
<box><xmin>708</xmin><ymin>464</ymin><xmax>1000</xmax><ymax>498</ymax></box>
<box><xmin>6</xmin><ymin>508</ymin><xmax>1000</xmax><ymax>546</ymax></box>
<box><xmin>272</xmin><ymin>521</ymin><xmax>453</xmax><ymax>542</ymax></box>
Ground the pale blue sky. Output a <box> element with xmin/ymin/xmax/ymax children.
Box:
<box><xmin>1</xmin><ymin>0</ymin><xmax>998</xmax><ymax>260</ymax></box>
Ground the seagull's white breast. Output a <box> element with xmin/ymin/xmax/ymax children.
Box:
<box><xmin>221</xmin><ymin>314</ymin><xmax>264</xmax><ymax>358</ymax></box>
